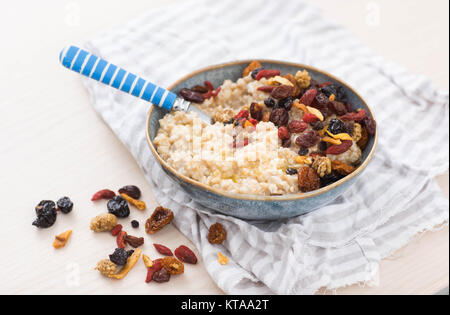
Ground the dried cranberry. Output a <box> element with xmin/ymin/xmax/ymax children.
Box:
<box><xmin>295</xmin><ymin>130</ymin><xmax>320</xmax><ymax>148</ymax></box>
<box><xmin>179</xmin><ymin>88</ymin><xmax>204</xmax><ymax>103</ymax></box>
<box><xmin>118</xmin><ymin>185</ymin><xmax>141</xmax><ymax>199</ymax></box>
<box><xmin>302</xmin><ymin>113</ymin><xmax>319</xmax><ymax>123</ymax></box>
<box><xmin>264</xmin><ymin>97</ymin><xmax>276</xmax><ymax>108</ymax></box>
<box><xmin>235</xmin><ymin>109</ymin><xmax>249</xmax><ymax>120</ymax></box>
<box><xmin>269</xmin><ymin>108</ymin><xmax>289</xmax><ymax>127</ymax></box>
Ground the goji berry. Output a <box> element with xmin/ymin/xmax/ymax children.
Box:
<box><xmin>299</xmin><ymin>89</ymin><xmax>317</xmax><ymax>106</ymax></box>
<box><xmin>255</xmin><ymin>69</ymin><xmax>280</xmax><ymax>80</ymax></box>
<box><xmin>211</xmin><ymin>86</ymin><xmax>221</xmax><ymax>97</ymax></box>
<box><xmin>145</xmin><ymin>258</ymin><xmax>163</xmax><ymax>283</ymax></box>
<box><xmin>340</xmin><ymin>109</ymin><xmax>367</xmax><ymax>122</ymax></box>
<box><xmin>116</xmin><ymin>231</ymin><xmax>127</xmax><ymax>249</ymax></box>
<box><xmin>91</xmin><ymin>189</ymin><xmax>115</xmax><ymax>201</ymax></box>
<box><xmin>204</xmin><ymin>81</ymin><xmax>214</xmax><ymax>91</ymax></box>
<box><xmin>234</xmin><ymin>109</ymin><xmax>249</xmax><ymax>120</ymax></box>
<box><xmin>174</xmin><ymin>245</ymin><xmax>198</xmax><ymax>264</ymax></box>
<box><xmin>319</xmin><ymin>82</ymin><xmax>333</xmax><ymax>88</ymax></box>
<box><xmin>257</xmin><ymin>85</ymin><xmax>276</xmax><ymax>93</ymax></box>
<box><xmin>111</xmin><ymin>224</ymin><xmax>123</xmax><ymax>236</ymax></box>
<box><xmin>302</xmin><ymin>113</ymin><xmax>319</xmax><ymax>123</ymax></box>
<box><xmin>326</xmin><ymin>140</ymin><xmax>353</xmax><ymax>155</ymax></box>
<box><xmin>248</xmin><ymin>118</ymin><xmax>258</xmax><ymax>126</ymax></box>
<box><xmin>153</xmin><ymin>243</ymin><xmax>173</xmax><ymax>256</ymax></box>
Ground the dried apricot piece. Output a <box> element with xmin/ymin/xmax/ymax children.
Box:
<box><xmin>218</xmin><ymin>252</ymin><xmax>229</xmax><ymax>265</ymax></box>
<box><xmin>208</xmin><ymin>223</ymin><xmax>227</xmax><ymax>244</ymax></box>
<box><xmin>53</xmin><ymin>230</ymin><xmax>72</xmax><ymax>249</ymax></box>
<box><xmin>145</xmin><ymin>206</ymin><xmax>174</xmax><ymax>235</ymax></box>
<box><xmin>298</xmin><ymin>167</ymin><xmax>321</xmax><ymax>192</ymax></box>
<box><xmin>142</xmin><ymin>254</ymin><xmax>153</xmax><ymax>268</ymax></box>
<box><xmin>242</xmin><ymin>60</ymin><xmax>261</xmax><ymax>77</ymax></box>
<box><xmin>120</xmin><ymin>193</ymin><xmax>146</xmax><ymax>210</ymax></box>
<box><xmin>162</xmin><ymin>257</ymin><xmax>184</xmax><ymax>275</ymax></box>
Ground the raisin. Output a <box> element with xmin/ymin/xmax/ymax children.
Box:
<box><xmin>310</xmin><ymin>121</ymin><xmax>325</xmax><ymax>131</ymax></box>
<box><xmin>250</xmin><ymin>67</ymin><xmax>263</xmax><ymax>79</ymax></box>
<box><xmin>278</xmin><ymin>126</ymin><xmax>290</xmax><ymax>140</ymax></box>
<box><xmin>91</xmin><ymin>189</ymin><xmax>115</xmax><ymax>201</ymax></box>
<box><xmin>56</xmin><ymin>197</ymin><xmax>73</xmax><ymax>214</ymax></box>
<box><xmin>109</xmin><ymin>248</ymin><xmax>129</xmax><ymax>266</ymax></box>
<box><xmin>190</xmin><ymin>85</ymin><xmax>209</xmax><ymax>93</ymax></box>
<box><xmin>125</xmin><ymin>235</ymin><xmax>144</xmax><ymax>248</ymax></box>
<box><xmin>363</xmin><ymin>117</ymin><xmax>377</xmax><ymax>136</ymax></box>
<box><xmin>154</xmin><ymin>244</ymin><xmax>173</xmax><ymax>256</ymax></box>
<box><xmin>326</xmin><ymin>140</ymin><xmax>353</xmax><ymax>155</ymax></box>
<box><xmin>250</xmin><ymin>103</ymin><xmax>263</xmax><ymax>121</ymax></box>
<box><xmin>269</xmin><ymin>108</ymin><xmax>289</xmax><ymax>127</ymax></box>
<box><xmin>298</xmin><ymin>147</ymin><xmax>309</xmax><ymax>156</ymax></box>
<box><xmin>295</xmin><ymin>130</ymin><xmax>320</xmax><ymax>148</ymax></box>
<box><xmin>278</xmin><ymin>96</ymin><xmax>294</xmax><ymax>110</ymax></box>
<box><xmin>328</xmin><ymin>101</ymin><xmax>347</xmax><ymax>115</ymax></box>
<box><xmin>328</xmin><ymin>118</ymin><xmax>346</xmax><ymax>135</ymax></box>
<box><xmin>271</xmin><ymin>85</ymin><xmax>294</xmax><ymax>100</ymax></box>
<box><xmin>320</xmin><ymin>84</ymin><xmax>347</xmax><ymax>103</ymax></box>
<box><xmin>146</xmin><ymin>259</ymin><xmax>163</xmax><ymax>283</ymax></box>
<box><xmin>107</xmin><ymin>196</ymin><xmax>130</xmax><ymax>218</ymax></box>
<box><xmin>298</xmin><ymin>167</ymin><xmax>321</xmax><ymax>192</ymax></box>
<box><xmin>288</xmin><ymin>120</ymin><xmax>308</xmax><ymax>133</ymax></box>
<box><xmin>298</xmin><ymin>89</ymin><xmax>317</xmax><ymax>106</ymax></box>
<box><xmin>313</xmin><ymin>92</ymin><xmax>330</xmax><ymax>109</ymax></box>
<box><xmin>320</xmin><ymin>172</ymin><xmax>344</xmax><ymax>187</ymax></box>
<box><xmin>174</xmin><ymin>245</ymin><xmax>198</xmax><ymax>264</ymax></box>
<box><xmin>131</xmin><ymin>220</ymin><xmax>139</xmax><ymax>228</ymax></box>
<box><xmin>152</xmin><ymin>268</ymin><xmax>171</xmax><ymax>283</ymax></box>
<box><xmin>208</xmin><ymin>223</ymin><xmax>227</xmax><ymax>244</ymax></box>
<box><xmin>281</xmin><ymin>139</ymin><xmax>292</xmax><ymax>148</ymax></box>
<box><xmin>118</xmin><ymin>185</ymin><xmax>141</xmax><ymax>200</ymax></box>
<box><xmin>179</xmin><ymin>88</ymin><xmax>204</xmax><ymax>103</ymax></box>
<box><xmin>264</xmin><ymin>97</ymin><xmax>276</xmax><ymax>108</ymax></box>
<box><xmin>32</xmin><ymin>200</ymin><xmax>57</xmax><ymax>229</ymax></box>
<box><xmin>283</xmin><ymin>73</ymin><xmax>301</xmax><ymax>97</ymax></box>
<box><xmin>145</xmin><ymin>206</ymin><xmax>174</xmax><ymax>235</ymax></box>
<box><xmin>340</xmin><ymin>109</ymin><xmax>367</xmax><ymax>122</ymax></box>
<box><xmin>162</xmin><ymin>257</ymin><xmax>184</xmax><ymax>275</ymax></box>
<box><xmin>286</xmin><ymin>168</ymin><xmax>298</xmax><ymax>175</ymax></box>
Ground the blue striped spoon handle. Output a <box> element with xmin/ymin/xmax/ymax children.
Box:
<box><xmin>59</xmin><ymin>45</ymin><xmax>188</xmax><ymax>112</ymax></box>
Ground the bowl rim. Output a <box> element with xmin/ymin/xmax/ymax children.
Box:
<box><xmin>146</xmin><ymin>59</ymin><xmax>378</xmax><ymax>201</ymax></box>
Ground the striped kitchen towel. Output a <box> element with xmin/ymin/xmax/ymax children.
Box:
<box><xmin>82</xmin><ymin>0</ymin><xmax>449</xmax><ymax>294</ymax></box>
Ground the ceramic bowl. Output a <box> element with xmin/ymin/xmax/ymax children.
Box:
<box><xmin>146</xmin><ymin>60</ymin><xmax>377</xmax><ymax>220</ymax></box>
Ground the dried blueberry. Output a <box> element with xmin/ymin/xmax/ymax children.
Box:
<box><xmin>298</xmin><ymin>147</ymin><xmax>309</xmax><ymax>156</ymax></box>
<box><xmin>118</xmin><ymin>185</ymin><xmax>141</xmax><ymax>199</ymax></box>
<box><xmin>56</xmin><ymin>197</ymin><xmax>73</xmax><ymax>214</ymax></box>
<box><xmin>251</xmin><ymin>67</ymin><xmax>264</xmax><ymax>79</ymax></box>
<box><xmin>320</xmin><ymin>84</ymin><xmax>347</xmax><ymax>103</ymax></box>
<box><xmin>131</xmin><ymin>220</ymin><xmax>139</xmax><ymax>228</ymax></box>
<box><xmin>33</xmin><ymin>200</ymin><xmax>57</xmax><ymax>228</ymax></box>
<box><xmin>278</xmin><ymin>97</ymin><xmax>294</xmax><ymax>111</ymax></box>
<box><xmin>107</xmin><ymin>196</ymin><xmax>130</xmax><ymax>218</ymax></box>
<box><xmin>286</xmin><ymin>168</ymin><xmax>298</xmax><ymax>175</ymax></box>
<box><xmin>264</xmin><ymin>97</ymin><xmax>276</xmax><ymax>108</ymax></box>
<box><xmin>109</xmin><ymin>248</ymin><xmax>129</xmax><ymax>266</ymax></box>
<box><xmin>328</xmin><ymin>118</ymin><xmax>346</xmax><ymax>135</ymax></box>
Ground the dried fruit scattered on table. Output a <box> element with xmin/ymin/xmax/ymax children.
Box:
<box><xmin>250</xmin><ymin>102</ymin><xmax>263</xmax><ymax>121</ymax></box>
<box><xmin>91</xmin><ymin>189</ymin><xmax>115</xmax><ymax>201</ymax></box>
<box><xmin>162</xmin><ymin>257</ymin><xmax>184</xmax><ymax>275</ymax></box>
<box><xmin>56</xmin><ymin>197</ymin><xmax>73</xmax><ymax>214</ymax></box>
<box><xmin>298</xmin><ymin>89</ymin><xmax>317</xmax><ymax>107</ymax></box>
<box><xmin>295</xmin><ymin>130</ymin><xmax>320</xmax><ymax>148</ymax></box>
<box><xmin>109</xmin><ymin>248</ymin><xmax>129</xmax><ymax>266</ymax></box>
<box><xmin>357</xmin><ymin>126</ymin><xmax>369</xmax><ymax>150</ymax></box>
<box><xmin>90</xmin><ymin>213</ymin><xmax>118</xmax><ymax>232</ymax></box>
<box><xmin>312</xmin><ymin>156</ymin><xmax>332</xmax><ymax>178</ymax></box>
<box><xmin>125</xmin><ymin>235</ymin><xmax>144</xmax><ymax>248</ymax></box>
<box><xmin>154</xmin><ymin>243</ymin><xmax>173</xmax><ymax>256</ymax></box>
<box><xmin>145</xmin><ymin>258</ymin><xmax>163</xmax><ymax>283</ymax></box>
<box><xmin>271</xmin><ymin>85</ymin><xmax>294</xmax><ymax>100</ymax></box>
<box><xmin>278</xmin><ymin>126</ymin><xmax>290</xmax><ymax>140</ymax></box>
<box><xmin>118</xmin><ymin>185</ymin><xmax>141</xmax><ymax>200</ymax></box>
<box><xmin>95</xmin><ymin>259</ymin><xmax>117</xmax><ymax>277</ymax></box>
<box><xmin>243</xmin><ymin>60</ymin><xmax>261</xmax><ymax>77</ymax></box>
<box><xmin>326</xmin><ymin>140</ymin><xmax>353</xmax><ymax>155</ymax></box>
<box><xmin>288</xmin><ymin>120</ymin><xmax>308</xmax><ymax>133</ymax></box>
<box><xmin>116</xmin><ymin>230</ymin><xmax>127</xmax><ymax>249</ymax></box>
<box><xmin>331</xmin><ymin>160</ymin><xmax>356</xmax><ymax>175</ymax></box>
<box><xmin>340</xmin><ymin>109</ymin><xmax>367</xmax><ymax>122</ymax></box>
<box><xmin>143</xmin><ymin>254</ymin><xmax>153</xmax><ymax>268</ymax></box>
<box><xmin>254</xmin><ymin>69</ymin><xmax>280</xmax><ymax>80</ymax></box>
<box><xmin>107</xmin><ymin>196</ymin><xmax>130</xmax><ymax>218</ymax></box>
<box><xmin>152</xmin><ymin>267</ymin><xmax>171</xmax><ymax>283</ymax></box>
<box><xmin>298</xmin><ymin>166</ymin><xmax>321</xmax><ymax>192</ymax></box>
<box><xmin>145</xmin><ymin>206</ymin><xmax>174</xmax><ymax>235</ymax></box>
<box><xmin>33</xmin><ymin>200</ymin><xmax>57</xmax><ymax>229</ymax></box>
<box><xmin>179</xmin><ymin>88</ymin><xmax>204</xmax><ymax>103</ymax></box>
<box><xmin>111</xmin><ymin>224</ymin><xmax>123</xmax><ymax>236</ymax></box>
<box><xmin>53</xmin><ymin>230</ymin><xmax>72</xmax><ymax>249</ymax></box>
<box><xmin>108</xmin><ymin>248</ymin><xmax>142</xmax><ymax>280</ymax></box>
<box><xmin>120</xmin><ymin>193</ymin><xmax>146</xmax><ymax>210</ymax></box>
<box><xmin>174</xmin><ymin>245</ymin><xmax>198</xmax><ymax>264</ymax></box>
<box><xmin>218</xmin><ymin>252</ymin><xmax>229</xmax><ymax>265</ymax></box>
<box><xmin>131</xmin><ymin>220</ymin><xmax>139</xmax><ymax>228</ymax></box>
<box><xmin>328</xmin><ymin>118</ymin><xmax>346</xmax><ymax>135</ymax></box>
<box><xmin>269</xmin><ymin>108</ymin><xmax>289</xmax><ymax>127</ymax></box>
<box><xmin>208</xmin><ymin>223</ymin><xmax>227</xmax><ymax>244</ymax></box>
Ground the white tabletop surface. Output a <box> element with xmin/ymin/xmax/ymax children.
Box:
<box><xmin>1</xmin><ymin>0</ymin><xmax>448</xmax><ymax>295</ymax></box>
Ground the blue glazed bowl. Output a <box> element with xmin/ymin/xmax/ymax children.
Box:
<box><xmin>146</xmin><ymin>60</ymin><xmax>377</xmax><ymax>220</ymax></box>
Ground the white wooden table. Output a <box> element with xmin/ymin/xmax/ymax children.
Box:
<box><xmin>1</xmin><ymin>0</ymin><xmax>448</xmax><ymax>295</ymax></box>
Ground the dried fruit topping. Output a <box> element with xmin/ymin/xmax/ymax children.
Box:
<box><xmin>295</xmin><ymin>130</ymin><xmax>320</xmax><ymax>148</ymax></box>
<box><xmin>288</xmin><ymin>120</ymin><xmax>308</xmax><ymax>133</ymax></box>
<box><xmin>96</xmin><ymin>259</ymin><xmax>117</xmax><ymax>276</ymax></box>
<box><xmin>235</xmin><ymin>109</ymin><xmax>249</xmax><ymax>120</ymax></box>
<box><xmin>320</xmin><ymin>83</ymin><xmax>347</xmax><ymax>103</ymax></box>
<box><xmin>255</xmin><ymin>69</ymin><xmax>281</xmax><ymax>80</ymax></box>
<box><xmin>162</xmin><ymin>257</ymin><xmax>184</xmax><ymax>275</ymax></box>
<box><xmin>250</xmin><ymin>103</ymin><xmax>263</xmax><ymax>121</ymax></box>
<box><xmin>281</xmin><ymin>139</ymin><xmax>292</xmax><ymax>148</ymax></box>
<box><xmin>174</xmin><ymin>245</ymin><xmax>198</xmax><ymax>264</ymax></box>
<box><xmin>328</xmin><ymin>118</ymin><xmax>346</xmax><ymax>135</ymax></box>
<box><xmin>271</xmin><ymin>85</ymin><xmax>294</xmax><ymax>100</ymax></box>
<box><xmin>331</xmin><ymin>160</ymin><xmax>356</xmax><ymax>175</ymax></box>
<box><xmin>118</xmin><ymin>185</ymin><xmax>141</xmax><ymax>199</ymax></box>
<box><xmin>53</xmin><ymin>230</ymin><xmax>72</xmax><ymax>249</ymax></box>
<box><xmin>318</xmin><ymin>141</ymin><xmax>328</xmax><ymax>152</ymax></box>
<box><xmin>283</xmin><ymin>73</ymin><xmax>301</xmax><ymax>97</ymax></box>
<box><xmin>306</xmin><ymin>106</ymin><xmax>324</xmax><ymax>121</ymax></box>
<box><xmin>313</xmin><ymin>92</ymin><xmax>330</xmax><ymax>109</ymax></box>
<box><xmin>33</xmin><ymin>200</ymin><xmax>57</xmax><ymax>229</ymax></box>
<box><xmin>298</xmin><ymin>167</ymin><xmax>321</xmax><ymax>192</ymax></box>
<box><xmin>257</xmin><ymin>85</ymin><xmax>276</xmax><ymax>93</ymax></box>
<box><xmin>322</xmin><ymin>136</ymin><xmax>342</xmax><ymax>145</ymax></box>
<box><xmin>154</xmin><ymin>243</ymin><xmax>173</xmax><ymax>256</ymax></box>
<box><xmin>91</xmin><ymin>189</ymin><xmax>116</xmax><ymax>201</ymax></box>
<box><xmin>298</xmin><ymin>89</ymin><xmax>318</xmax><ymax>107</ymax></box>
<box><xmin>243</xmin><ymin>60</ymin><xmax>262</xmax><ymax>77</ymax></box>
<box><xmin>145</xmin><ymin>206</ymin><xmax>174</xmax><ymax>235</ymax></box>
<box><xmin>152</xmin><ymin>267</ymin><xmax>171</xmax><ymax>283</ymax></box>
<box><xmin>179</xmin><ymin>88</ymin><xmax>204</xmax><ymax>103</ymax></box>
<box><xmin>218</xmin><ymin>252</ymin><xmax>229</xmax><ymax>265</ymax></box>
<box><xmin>344</xmin><ymin>121</ymin><xmax>355</xmax><ymax>136</ymax></box>
<box><xmin>264</xmin><ymin>97</ymin><xmax>276</xmax><ymax>108</ymax></box>
<box><xmin>302</xmin><ymin>112</ymin><xmax>319</xmax><ymax>123</ymax></box>
<box><xmin>269</xmin><ymin>108</ymin><xmax>289</xmax><ymax>127</ymax></box>
<box><xmin>357</xmin><ymin>126</ymin><xmax>369</xmax><ymax>150</ymax></box>
<box><xmin>278</xmin><ymin>96</ymin><xmax>294</xmax><ymax>111</ymax></box>
<box><xmin>319</xmin><ymin>82</ymin><xmax>333</xmax><ymax>88</ymax></box>
<box><xmin>278</xmin><ymin>126</ymin><xmax>290</xmax><ymax>140</ymax></box>
<box><xmin>131</xmin><ymin>220</ymin><xmax>139</xmax><ymax>228</ymax></box>
<box><xmin>190</xmin><ymin>84</ymin><xmax>209</xmax><ymax>93</ymax></box>
<box><xmin>326</xmin><ymin>140</ymin><xmax>353</xmax><ymax>155</ymax></box>
<box><xmin>294</xmin><ymin>155</ymin><xmax>312</xmax><ymax>165</ymax></box>
<box><xmin>340</xmin><ymin>109</ymin><xmax>367</xmax><ymax>122</ymax></box>
<box><xmin>146</xmin><ymin>258</ymin><xmax>163</xmax><ymax>283</ymax></box>
<box><xmin>351</xmin><ymin>123</ymin><xmax>362</xmax><ymax>142</ymax></box>
<box><xmin>328</xmin><ymin>100</ymin><xmax>347</xmax><ymax>115</ymax></box>
<box><xmin>311</xmin><ymin>156</ymin><xmax>332</xmax><ymax>178</ymax></box>
<box><xmin>298</xmin><ymin>147</ymin><xmax>309</xmax><ymax>156</ymax></box>
<box><xmin>109</xmin><ymin>248</ymin><xmax>129</xmax><ymax>266</ymax></box>
<box><xmin>90</xmin><ymin>213</ymin><xmax>118</xmax><ymax>232</ymax></box>
<box><xmin>120</xmin><ymin>193</ymin><xmax>146</xmax><ymax>210</ymax></box>
<box><xmin>125</xmin><ymin>235</ymin><xmax>145</xmax><ymax>248</ymax></box>
<box><xmin>108</xmin><ymin>248</ymin><xmax>142</xmax><ymax>280</ymax></box>
<box><xmin>286</xmin><ymin>168</ymin><xmax>298</xmax><ymax>175</ymax></box>
<box><xmin>250</xmin><ymin>67</ymin><xmax>264</xmax><ymax>79</ymax></box>
<box><xmin>320</xmin><ymin>172</ymin><xmax>344</xmax><ymax>187</ymax></box>
<box><xmin>310</xmin><ymin>121</ymin><xmax>325</xmax><ymax>131</ymax></box>
<box><xmin>107</xmin><ymin>196</ymin><xmax>130</xmax><ymax>218</ymax></box>
<box><xmin>142</xmin><ymin>254</ymin><xmax>153</xmax><ymax>268</ymax></box>
<box><xmin>111</xmin><ymin>224</ymin><xmax>123</xmax><ymax>236</ymax></box>
<box><xmin>326</xmin><ymin>131</ymin><xmax>353</xmax><ymax>141</ymax></box>
<box><xmin>208</xmin><ymin>223</ymin><xmax>227</xmax><ymax>244</ymax></box>
<box><xmin>56</xmin><ymin>197</ymin><xmax>73</xmax><ymax>214</ymax></box>
<box><xmin>294</xmin><ymin>70</ymin><xmax>311</xmax><ymax>89</ymax></box>
<box><xmin>363</xmin><ymin>117</ymin><xmax>377</xmax><ymax>136</ymax></box>
<box><xmin>116</xmin><ymin>230</ymin><xmax>127</xmax><ymax>249</ymax></box>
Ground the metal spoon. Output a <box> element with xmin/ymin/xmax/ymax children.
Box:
<box><xmin>59</xmin><ymin>45</ymin><xmax>212</xmax><ymax>124</ymax></box>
